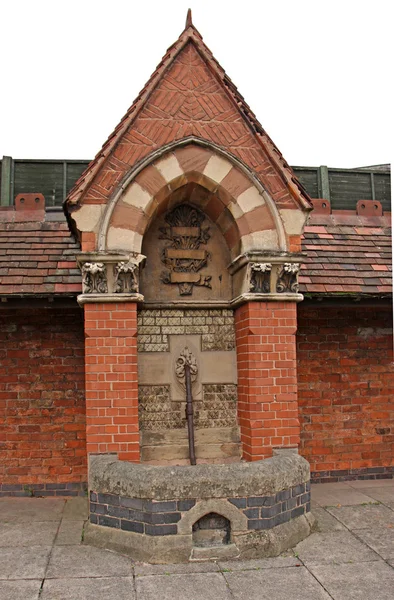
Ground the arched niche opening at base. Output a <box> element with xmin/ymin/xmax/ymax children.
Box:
<box><xmin>140</xmin><ymin>188</ymin><xmax>233</xmax><ymax>303</ymax></box>
<box><xmin>192</xmin><ymin>512</ymin><xmax>231</xmax><ymax>548</ymax></box>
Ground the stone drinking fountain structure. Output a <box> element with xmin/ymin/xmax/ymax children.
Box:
<box><xmin>65</xmin><ymin>14</ymin><xmax>315</xmax><ymax>563</ymax></box>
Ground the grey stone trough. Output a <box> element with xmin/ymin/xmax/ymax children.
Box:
<box><xmin>84</xmin><ymin>453</ymin><xmax>314</xmax><ymax>563</ymax></box>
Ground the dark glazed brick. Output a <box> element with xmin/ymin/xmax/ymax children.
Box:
<box><xmin>129</xmin><ymin>509</ymin><xmax>147</xmax><ymax>523</ymax></box>
<box><xmin>248</xmin><ymin>518</ymin><xmax>274</xmax><ymax>530</ymax></box>
<box><xmin>145</xmin><ymin>524</ymin><xmax>177</xmax><ymax>536</ymax></box>
<box><xmin>1</xmin><ymin>485</ymin><xmax>23</xmax><ymax>491</ymax></box>
<box><xmin>247</xmin><ymin>496</ymin><xmax>275</xmax><ymax>507</ymax></box>
<box><xmin>150</xmin><ymin>512</ymin><xmax>181</xmax><ymax>525</ymax></box>
<box><xmin>98</xmin><ymin>515</ymin><xmax>120</xmax><ymax>529</ymax></box>
<box><xmin>146</xmin><ymin>501</ymin><xmax>177</xmax><ymax>513</ymax></box>
<box><xmin>120</xmin><ymin>497</ymin><xmax>144</xmax><ymax>510</ymax></box>
<box><xmin>244</xmin><ymin>508</ymin><xmax>259</xmax><ymax>519</ymax></box>
<box><xmin>276</xmin><ymin>490</ymin><xmax>291</xmax><ymax>502</ymax></box>
<box><xmin>300</xmin><ymin>492</ymin><xmax>311</xmax><ymax>505</ymax></box>
<box><xmin>284</xmin><ymin>497</ymin><xmax>298</xmax><ymax>511</ymax></box>
<box><xmin>306</xmin><ymin>501</ymin><xmax>311</xmax><ymax>512</ymax></box>
<box><xmin>145</xmin><ymin>500</ymin><xmax>177</xmax><ymax>512</ymax></box>
<box><xmin>97</xmin><ymin>493</ymin><xmax>119</xmax><ymax>506</ymax></box>
<box><xmin>121</xmin><ymin>520</ymin><xmax>144</xmax><ymax>534</ymax></box>
<box><xmin>292</xmin><ymin>484</ymin><xmax>306</xmax><ymax>497</ymax></box>
<box><xmin>90</xmin><ymin>514</ymin><xmax>98</xmax><ymax>524</ymax></box>
<box><xmin>261</xmin><ymin>504</ymin><xmax>282</xmax><ymax>519</ymax></box>
<box><xmin>229</xmin><ymin>498</ymin><xmax>247</xmax><ymax>509</ymax></box>
<box><xmin>90</xmin><ymin>492</ymin><xmax>98</xmax><ymax>503</ymax></box>
<box><xmin>45</xmin><ymin>484</ymin><xmax>65</xmax><ymax>490</ymax></box>
<box><xmin>291</xmin><ymin>506</ymin><xmax>306</xmax><ymax>519</ymax></box>
<box><xmin>90</xmin><ymin>503</ymin><xmax>107</xmax><ymax>515</ymax></box>
<box><xmin>108</xmin><ymin>505</ymin><xmax>130</xmax><ymax>519</ymax></box>
<box><xmin>177</xmin><ymin>499</ymin><xmax>196</xmax><ymax>511</ymax></box>
<box><xmin>306</xmin><ymin>481</ymin><xmax>311</xmax><ymax>492</ymax></box>
<box><xmin>273</xmin><ymin>512</ymin><xmax>291</xmax><ymax>527</ymax></box>
<box><xmin>66</xmin><ymin>483</ymin><xmax>86</xmax><ymax>490</ymax></box>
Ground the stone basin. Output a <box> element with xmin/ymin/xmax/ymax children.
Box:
<box><xmin>84</xmin><ymin>452</ymin><xmax>315</xmax><ymax>563</ymax></box>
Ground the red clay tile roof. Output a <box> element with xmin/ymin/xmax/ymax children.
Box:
<box><xmin>0</xmin><ymin>214</ymin><xmax>81</xmax><ymax>296</ymax></box>
<box><xmin>299</xmin><ymin>212</ymin><xmax>392</xmax><ymax>296</ymax></box>
<box><xmin>0</xmin><ymin>210</ymin><xmax>391</xmax><ymax>298</ymax></box>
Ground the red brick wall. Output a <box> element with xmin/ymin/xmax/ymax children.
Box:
<box><xmin>297</xmin><ymin>303</ymin><xmax>394</xmax><ymax>476</ymax></box>
<box><xmin>235</xmin><ymin>301</ymin><xmax>300</xmax><ymax>461</ymax></box>
<box><xmin>0</xmin><ymin>307</ymin><xmax>86</xmax><ymax>485</ymax></box>
<box><xmin>84</xmin><ymin>302</ymin><xmax>139</xmax><ymax>462</ymax></box>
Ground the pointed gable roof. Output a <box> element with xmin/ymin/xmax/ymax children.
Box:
<box><xmin>66</xmin><ymin>12</ymin><xmax>311</xmax><ymax>213</ymax></box>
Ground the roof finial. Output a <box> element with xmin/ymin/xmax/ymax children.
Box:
<box><xmin>185</xmin><ymin>8</ymin><xmax>193</xmax><ymax>28</ymax></box>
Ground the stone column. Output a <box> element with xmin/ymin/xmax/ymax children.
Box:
<box><xmin>234</xmin><ymin>301</ymin><xmax>300</xmax><ymax>461</ymax></box>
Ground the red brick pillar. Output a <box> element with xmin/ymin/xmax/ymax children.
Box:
<box><xmin>235</xmin><ymin>301</ymin><xmax>300</xmax><ymax>461</ymax></box>
<box><xmin>84</xmin><ymin>302</ymin><xmax>140</xmax><ymax>462</ymax></box>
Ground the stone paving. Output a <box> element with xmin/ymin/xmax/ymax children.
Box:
<box><xmin>0</xmin><ymin>480</ymin><xmax>393</xmax><ymax>599</ymax></box>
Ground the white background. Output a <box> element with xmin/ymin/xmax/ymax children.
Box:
<box><xmin>0</xmin><ymin>0</ymin><xmax>392</xmax><ymax>168</ymax></box>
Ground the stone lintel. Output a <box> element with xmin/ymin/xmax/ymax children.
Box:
<box><xmin>77</xmin><ymin>252</ymin><xmax>146</xmax><ymax>266</ymax></box>
<box><xmin>78</xmin><ymin>293</ymin><xmax>144</xmax><ymax>306</ymax></box>
<box><xmin>230</xmin><ymin>293</ymin><xmax>304</xmax><ymax>308</ymax></box>
<box><xmin>228</xmin><ymin>252</ymin><xmax>305</xmax><ymax>276</ymax></box>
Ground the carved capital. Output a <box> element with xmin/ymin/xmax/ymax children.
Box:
<box><xmin>81</xmin><ymin>262</ymin><xmax>108</xmax><ymax>294</ymax></box>
<box><xmin>114</xmin><ymin>261</ymin><xmax>138</xmax><ymax>294</ymax></box>
<box><xmin>276</xmin><ymin>263</ymin><xmax>300</xmax><ymax>293</ymax></box>
<box><xmin>77</xmin><ymin>253</ymin><xmax>145</xmax><ymax>304</ymax></box>
<box><xmin>250</xmin><ymin>262</ymin><xmax>272</xmax><ymax>293</ymax></box>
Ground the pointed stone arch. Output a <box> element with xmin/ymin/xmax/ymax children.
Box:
<box><xmin>98</xmin><ymin>138</ymin><xmax>288</xmax><ymax>257</ymax></box>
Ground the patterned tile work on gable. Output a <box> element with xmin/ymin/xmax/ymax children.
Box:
<box><xmin>66</xmin><ymin>25</ymin><xmax>309</xmax><ymax>213</ymax></box>
<box><xmin>0</xmin><ymin>219</ymin><xmax>81</xmax><ymax>295</ymax></box>
<box><xmin>299</xmin><ymin>213</ymin><xmax>392</xmax><ymax>295</ymax></box>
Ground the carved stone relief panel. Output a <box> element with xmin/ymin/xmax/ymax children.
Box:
<box><xmin>140</xmin><ymin>201</ymin><xmax>232</xmax><ymax>303</ymax></box>
<box><xmin>159</xmin><ymin>204</ymin><xmax>212</xmax><ymax>296</ymax></box>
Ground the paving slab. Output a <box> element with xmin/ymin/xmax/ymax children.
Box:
<box><xmin>136</xmin><ymin>572</ymin><xmax>232</xmax><ymax>600</ymax></box>
<box><xmin>217</xmin><ymin>556</ymin><xmax>300</xmax><ymax>571</ymax></box>
<box><xmin>0</xmin><ymin>546</ymin><xmax>51</xmax><ymax>579</ymax></box>
<box><xmin>352</xmin><ymin>526</ymin><xmax>394</xmax><ymax>560</ymax></box>
<box><xmin>327</xmin><ymin>504</ymin><xmax>394</xmax><ymax>529</ymax></box>
<box><xmin>135</xmin><ymin>561</ymin><xmax>220</xmax><ymax>576</ymax></box>
<box><xmin>55</xmin><ymin>520</ymin><xmax>84</xmax><ymax>545</ymax></box>
<box><xmin>41</xmin><ymin>577</ymin><xmax>135</xmax><ymax>600</ymax></box>
<box><xmin>348</xmin><ymin>479</ymin><xmax>394</xmax><ymax>489</ymax></box>
<box><xmin>312</xmin><ymin>508</ymin><xmax>346</xmax><ymax>532</ymax></box>
<box><xmin>0</xmin><ymin>498</ymin><xmax>64</xmax><ymax>522</ymax></box>
<box><xmin>224</xmin><ymin>566</ymin><xmax>332</xmax><ymax>600</ymax></box>
<box><xmin>357</xmin><ymin>486</ymin><xmax>394</xmax><ymax>504</ymax></box>
<box><xmin>311</xmin><ymin>487</ymin><xmax>378</xmax><ymax>507</ymax></box>
<box><xmin>0</xmin><ymin>579</ymin><xmax>41</xmax><ymax>600</ymax></box>
<box><xmin>0</xmin><ymin>521</ymin><xmax>58</xmax><ymax>547</ymax></box>
<box><xmin>46</xmin><ymin>545</ymin><xmax>133</xmax><ymax>579</ymax></box>
<box><xmin>294</xmin><ymin>531</ymin><xmax>378</xmax><ymax>565</ymax></box>
<box><xmin>62</xmin><ymin>497</ymin><xmax>88</xmax><ymax>520</ymax></box>
<box><xmin>310</xmin><ymin>560</ymin><xmax>394</xmax><ymax>600</ymax></box>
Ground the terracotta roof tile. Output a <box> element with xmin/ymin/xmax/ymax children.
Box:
<box><xmin>300</xmin><ymin>212</ymin><xmax>392</xmax><ymax>297</ymax></box>
<box><xmin>0</xmin><ymin>209</ymin><xmax>391</xmax><ymax>298</ymax></box>
<box><xmin>0</xmin><ymin>214</ymin><xmax>81</xmax><ymax>297</ymax></box>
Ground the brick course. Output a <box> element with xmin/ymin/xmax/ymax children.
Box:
<box><xmin>89</xmin><ymin>482</ymin><xmax>310</xmax><ymax>535</ymax></box>
<box><xmin>235</xmin><ymin>301</ymin><xmax>300</xmax><ymax>460</ymax></box>
<box><xmin>297</xmin><ymin>303</ymin><xmax>394</xmax><ymax>477</ymax></box>
<box><xmin>0</xmin><ymin>307</ymin><xmax>86</xmax><ymax>485</ymax></box>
